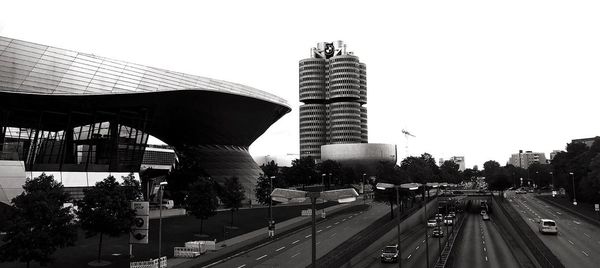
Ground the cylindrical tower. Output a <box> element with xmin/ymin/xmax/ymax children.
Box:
<box><xmin>299</xmin><ymin>58</ymin><xmax>327</xmax><ymax>159</ymax></box>
<box><xmin>299</xmin><ymin>41</ymin><xmax>367</xmax><ymax>160</ymax></box>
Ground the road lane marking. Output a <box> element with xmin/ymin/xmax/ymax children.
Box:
<box><xmin>573</xmin><ymin>221</ymin><xmax>582</xmax><ymax>225</ymax></box>
<box><xmin>422</xmin><ymin>240</ymin><xmax>425</xmax><ymax>243</ymax></box>
<box><xmin>292</xmin><ymin>240</ymin><xmax>300</xmax><ymax>244</ymax></box>
<box><xmin>584</xmin><ymin>233</ymin><xmax>591</xmax><ymax>238</ymax></box>
<box><xmin>305</xmin><ymin>234</ymin><xmax>311</xmax><ymax>238</ymax></box>
<box><xmin>291</xmin><ymin>252</ymin><xmax>301</xmax><ymax>258</ymax></box>
<box><xmin>408</xmin><ymin>254</ymin><xmax>412</xmax><ymax>259</ymax></box>
<box><xmin>484</xmin><ymin>247</ymin><xmax>487</xmax><ymax>251</ymax></box>
<box><xmin>342</xmin><ymin>219</ymin><xmax>347</xmax><ymax>221</ymax></box>
<box><xmin>316</xmin><ymin>242</ymin><xmax>321</xmax><ymax>245</ymax></box>
<box><xmin>335</xmin><ymin>222</ymin><xmax>340</xmax><ymax>225</ymax></box>
<box><xmin>256</xmin><ymin>255</ymin><xmax>268</xmax><ymax>261</ymax></box>
<box><xmin>317</xmin><ymin>230</ymin><xmax>323</xmax><ymax>233</ymax></box>
<box><xmin>236</xmin><ymin>265</ymin><xmax>246</xmax><ymax>268</ymax></box>
<box><xmin>416</xmin><ymin>246</ymin><xmax>420</xmax><ymax>250</ymax></box>
<box><xmin>330</xmin><ymin>233</ymin><xmax>336</xmax><ymax>238</ymax></box>
<box><xmin>326</xmin><ymin>225</ymin><xmax>332</xmax><ymax>228</ymax></box>
<box><xmin>582</xmin><ymin>251</ymin><xmax>589</xmax><ymax>256</ymax></box>
<box><xmin>485</xmin><ymin>256</ymin><xmax>488</xmax><ymax>261</ymax></box>
<box><xmin>276</xmin><ymin>246</ymin><xmax>285</xmax><ymax>252</ymax></box>
<box><xmin>568</xmin><ymin>240</ymin><xmax>574</xmax><ymax>245</ymax></box>
<box><xmin>556</xmin><ymin>211</ymin><xmax>562</xmax><ymax>215</ymax></box>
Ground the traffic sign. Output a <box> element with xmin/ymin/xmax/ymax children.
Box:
<box><xmin>595</xmin><ymin>204</ymin><xmax>599</xmax><ymax>212</ymax></box>
<box><xmin>130</xmin><ymin>201</ymin><xmax>149</xmax><ymax>244</ymax></box>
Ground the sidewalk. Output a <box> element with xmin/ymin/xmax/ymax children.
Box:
<box><xmin>170</xmin><ymin>198</ymin><xmax>368</xmax><ymax>268</ymax></box>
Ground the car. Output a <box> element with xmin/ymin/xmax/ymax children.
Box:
<box><xmin>161</xmin><ymin>199</ymin><xmax>174</xmax><ymax>209</ymax></box>
<box><xmin>427</xmin><ymin>219</ymin><xmax>438</xmax><ymax>228</ymax></box>
<box><xmin>380</xmin><ymin>245</ymin><xmax>399</xmax><ymax>263</ymax></box>
<box><xmin>482</xmin><ymin>211</ymin><xmax>490</xmax><ymax>221</ymax></box>
<box><xmin>432</xmin><ymin>227</ymin><xmax>444</xmax><ymax>237</ymax></box>
<box><xmin>444</xmin><ymin>216</ymin><xmax>454</xmax><ymax>226</ymax></box>
<box><xmin>448</xmin><ymin>212</ymin><xmax>456</xmax><ymax>219</ymax></box>
<box><xmin>435</xmin><ymin>213</ymin><xmax>443</xmax><ymax>222</ymax></box>
<box><xmin>538</xmin><ymin>219</ymin><xmax>558</xmax><ymax>234</ymax></box>
<box><xmin>515</xmin><ymin>189</ymin><xmax>527</xmax><ymax>194</ymax></box>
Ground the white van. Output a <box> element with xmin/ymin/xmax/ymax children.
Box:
<box><xmin>538</xmin><ymin>219</ymin><xmax>558</xmax><ymax>234</ymax></box>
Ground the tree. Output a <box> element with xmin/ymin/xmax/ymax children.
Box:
<box><xmin>121</xmin><ymin>173</ymin><xmax>142</xmax><ymax>201</ymax></box>
<box><xmin>579</xmin><ymin>154</ymin><xmax>600</xmax><ymax>203</ymax></box>
<box><xmin>374</xmin><ymin>161</ymin><xmax>410</xmax><ymax>219</ymax></box>
<box><xmin>260</xmin><ymin>160</ymin><xmax>279</xmax><ymax>178</ymax></box>
<box><xmin>439</xmin><ymin>160</ymin><xmax>461</xmax><ymax>184</ymax></box>
<box><xmin>167</xmin><ymin>145</ymin><xmax>210</xmax><ymax>206</ymax></box>
<box><xmin>487</xmin><ymin>168</ymin><xmax>512</xmax><ymax>191</ymax></box>
<box><xmin>185</xmin><ymin>178</ymin><xmax>219</xmax><ymax>234</ymax></box>
<box><xmin>318</xmin><ymin>160</ymin><xmax>342</xmax><ymax>187</ymax></box>
<box><xmin>399</xmin><ymin>153</ymin><xmax>439</xmax><ymax>184</ymax></box>
<box><xmin>76</xmin><ymin>176</ymin><xmax>135</xmax><ymax>263</ymax></box>
<box><xmin>255</xmin><ymin>174</ymin><xmax>288</xmax><ymax>206</ymax></box>
<box><xmin>0</xmin><ymin>174</ymin><xmax>77</xmax><ymax>268</ymax></box>
<box><xmin>218</xmin><ymin>177</ymin><xmax>246</xmax><ymax>225</ymax></box>
<box><xmin>483</xmin><ymin>160</ymin><xmax>501</xmax><ymax>179</ymax></box>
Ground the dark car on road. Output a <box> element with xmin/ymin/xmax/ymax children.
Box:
<box><xmin>433</xmin><ymin>227</ymin><xmax>444</xmax><ymax>237</ymax></box>
<box><xmin>380</xmin><ymin>245</ymin><xmax>399</xmax><ymax>263</ymax></box>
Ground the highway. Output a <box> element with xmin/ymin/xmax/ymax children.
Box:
<box><xmin>508</xmin><ymin>193</ymin><xmax>600</xmax><ymax>268</ymax></box>
<box><xmin>453</xmin><ymin>212</ymin><xmax>520</xmax><ymax>268</ymax></box>
<box><xmin>206</xmin><ymin>202</ymin><xmax>388</xmax><ymax>268</ymax></box>
<box><xmin>347</xmin><ymin>216</ymin><xmax>454</xmax><ymax>267</ymax></box>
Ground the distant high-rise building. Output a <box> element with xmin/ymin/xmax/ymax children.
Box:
<box><xmin>299</xmin><ymin>41</ymin><xmax>367</xmax><ymax>159</ymax></box>
<box><xmin>450</xmin><ymin>156</ymin><xmax>466</xmax><ymax>171</ymax></box>
<box><xmin>509</xmin><ymin>151</ymin><xmax>547</xmax><ymax>169</ymax></box>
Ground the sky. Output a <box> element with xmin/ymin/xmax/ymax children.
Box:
<box><xmin>1</xmin><ymin>0</ymin><xmax>599</xmax><ymax>168</ymax></box>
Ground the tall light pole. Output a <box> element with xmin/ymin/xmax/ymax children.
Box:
<box><xmin>269</xmin><ymin>176</ymin><xmax>275</xmax><ymax>236</ymax></box>
<box><xmin>321</xmin><ymin>173</ymin><xmax>326</xmax><ymax>189</ymax></box>
<box><xmin>271</xmin><ymin>187</ymin><xmax>358</xmax><ymax>268</ymax></box>
<box><xmin>329</xmin><ymin>173</ymin><xmax>332</xmax><ymax>189</ymax></box>
<box><xmin>569</xmin><ymin>172</ymin><xmax>577</xmax><ymax>205</ymax></box>
<box><xmin>158</xmin><ymin>181</ymin><xmax>168</xmax><ymax>258</ymax></box>
<box><xmin>375</xmin><ymin>182</ymin><xmax>420</xmax><ymax>268</ymax></box>
<box><xmin>422</xmin><ymin>183</ymin><xmax>440</xmax><ymax>268</ymax></box>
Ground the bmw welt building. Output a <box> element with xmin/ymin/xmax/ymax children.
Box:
<box><xmin>0</xmin><ymin>36</ymin><xmax>290</xmax><ymax>204</ymax></box>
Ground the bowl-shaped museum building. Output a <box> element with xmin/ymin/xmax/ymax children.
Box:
<box><xmin>0</xmin><ymin>36</ymin><xmax>290</xmax><ymax>204</ymax></box>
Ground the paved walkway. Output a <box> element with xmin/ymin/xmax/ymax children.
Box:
<box><xmin>169</xmin><ymin>198</ymin><xmax>370</xmax><ymax>268</ymax></box>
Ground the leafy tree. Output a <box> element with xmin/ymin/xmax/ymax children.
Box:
<box><xmin>260</xmin><ymin>160</ymin><xmax>280</xmax><ymax>178</ymax></box>
<box><xmin>462</xmin><ymin>168</ymin><xmax>480</xmax><ymax>182</ymax></box>
<box><xmin>167</xmin><ymin>145</ymin><xmax>210</xmax><ymax>206</ymax></box>
<box><xmin>76</xmin><ymin>176</ymin><xmax>135</xmax><ymax>263</ymax></box>
<box><xmin>218</xmin><ymin>177</ymin><xmax>246</xmax><ymax>225</ymax></box>
<box><xmin>0</xmin><ymin>174</ymin><xmax>77</xmax><ymax>268</ymax></box>
<box><xmin>374</xmin><ymin>161</ymin><xmax>411</xmax><ymax>218</ymax></box>
<box><xmin>399</xmin><ymin>153</ymin><xmax>439</xmax><ymax>184</ymax></box>
<box><xmin>121</xmin><ymin>173</ymin><xmax>142</xmax><ymax>201</ymax></box>
<box><xmin>579</xmin><ymin>154</ymin><xmax>600</xmax><ymax>203</ymax></box>
<box><xmin>288</xmin><ymin>157</ymin><xmax>319</xmax><ymax>186</ymax></box>
<box><xmin>487</xmin><ymin>168</ymin><xmax>512</xmax><ymax>191</ymax></box>
<box><xmin>185</xmin><ymin>178</ymin><xmax>219</xmax><ymax>234</ymax></box>
<box><xmin>483</xmin><ymin>160</ymin><xmax>501</xmax><ymax>179</ymax></box>
<box><xmin>255</xmin><ymin>174</ymin><xmax>288</xmax><ymax>206</ymax></box>
<box><xmin>439</xmin><ymin>160</ymin><xmax>461</xmax><ymax>184</ymax></box>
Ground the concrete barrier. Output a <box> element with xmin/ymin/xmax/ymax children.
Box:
<box><xmin>130</xmin><ymin>256</ymin><xmax>167</xmax><ymax>268</ymax></box>
<box><xmin>174</xmin><ymin>247</ymin><xmax>200</xmax><ymax>258</ymax></box>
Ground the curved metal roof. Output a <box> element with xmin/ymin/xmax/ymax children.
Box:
<box><xmin>0</xmin><ymin>36</ymin><xmax>289</xmax><ymax>108</ymax></box>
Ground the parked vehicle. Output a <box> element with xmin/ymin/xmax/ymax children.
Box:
<box><xmin>538</xmin><ymin>219</ymin><xmax>558</xmax><ymax>234</ymax></box>
<box><xmin>380</xmin><ymin>245</ymin><xmax>399</xmax><ymax>263</ymax></box>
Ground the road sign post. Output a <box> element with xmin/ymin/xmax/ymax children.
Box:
<box><xmin>130</xmin><ymin>202</ymin><xmax>150</xmax><ymax>245</ymax></box>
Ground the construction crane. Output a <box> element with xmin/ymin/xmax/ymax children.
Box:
<box><xmin>401</xmin><ymin>129</ymin><xmax>416</xmax><ymax>157</ymax></box>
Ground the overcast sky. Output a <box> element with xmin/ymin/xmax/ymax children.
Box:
<box><xmin>1</xmin><ymin>0</ymin><xmax>598</xmax><ymax>168</ymax></box>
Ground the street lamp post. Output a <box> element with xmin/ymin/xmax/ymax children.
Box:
<box><xmin>362</xmin><ymin>173</ymin><xmax>367</xmax><ymax>205</ymax></box>
<box><xmin>569</xmin><ymin>172</ymin><xmax>577</xmax><ymax>205</ymax></box>
<box><xmin>269</xmin><ymin>176</ymin><xmax>275</xmax><ymax>237</ymax></box>
<box><xmin>271</xmin><ymin>187</ymin><xmax>358</xmax><ymax>268</ymax></box>
<box><xmin>158</xmin><ymin>181</ymin><xmax>168</xmax><ymax>258</ymax></box>
<box><xmin>376</xmin><ymin>182</ymin><xmax>420</xmax><ymax>268</ymax></box>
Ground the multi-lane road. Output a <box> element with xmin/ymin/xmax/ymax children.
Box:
<box><xmin>205</xmin><ymin>202</ymin><xmax>388</xmax><ymax>268</ymax></box>
<box><xmin>453</xmin><ymin>212</ymin><xmax>520</xmax><ymax>268</ymax></box>
<box><xmin>508</xmin><ymin>193</ymin><xmax>600</xmax><ymax>268</ymax></box>
<box><xmin>347</xmin><ymin>216</ymin><xmax>453</xmax><ymax>267</ymax></box>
